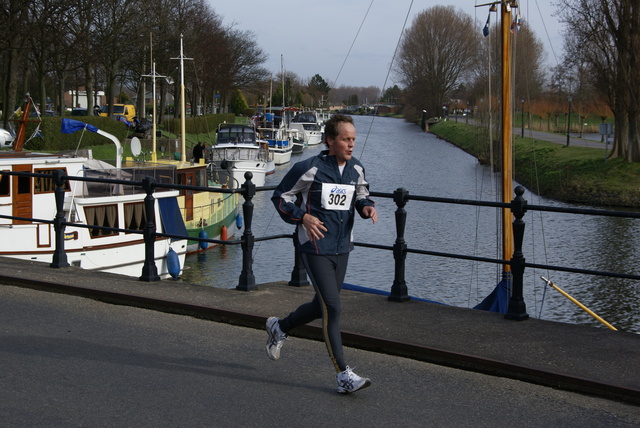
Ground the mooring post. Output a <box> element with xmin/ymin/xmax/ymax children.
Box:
<box><xmin>389</xmin><ymin>187</ymin><xmax>410</xmax><ymax>302</ymax></box>
<box><xmin>139</xmin><ymin>176</ymin><xmax>160</xmax><ymax>282</ymax></box>
<box><xmin>237</xmin><ymin>172</ymin><xmax>257</xmax><ymax>291</ymax></box>
<box><xmin>288</xmin><ymin>229</ymin><xmax>309</xmax><ymax>287</ymax></box>
<box><xmin>50</xmin><ymin>169</ymin><xmax>70</xmax><ymax>268</ymax></box>
<box><xmin>506</xmin><ymin>186</ymin><xmax>529</xmax><ymax>320</ymax></box>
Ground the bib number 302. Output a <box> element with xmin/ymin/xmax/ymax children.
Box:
<box><xmin>321</xmin><ymin>183</ymin><xmax>355</xmax><ymax>211</ymax></box>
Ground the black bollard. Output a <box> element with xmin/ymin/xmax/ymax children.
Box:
<box><xmin>237</xmin><ymin>172</ymin><xmax>257</xmax><ymax>291</ymax></box>
<box><xmin>505</xmin><ymin>186</ymin><xmax>529</xmax><ymax>320</ymax></box>
<box><xmin>389</xmin><ymin>188</ymin><xmax>410</xmax><ymax>302</ymax></box>
<box><xmin>139</xmin><ymin>176</ymin><xmax>160</xmax><ymax>282</ymax></box>
<box><xmin>50</xmin><ymin>169</ymin><xmax>70</xmax><ymax>268</ymax></box>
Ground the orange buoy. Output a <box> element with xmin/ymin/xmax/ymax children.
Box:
<box><xmin>221</xmin><ymin>225</ymin><xmax>228</xmax><ymax>241</ymax></box>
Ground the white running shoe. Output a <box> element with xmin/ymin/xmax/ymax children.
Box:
<box><xmin>336</xmin><ymin>366</ymin><xmax>371</xmax><ymax>394</ymax></box>
<box><xmin>265</xmin><ymin>317</ymin><xmax>287</xmax><ymax>360</ymax></box>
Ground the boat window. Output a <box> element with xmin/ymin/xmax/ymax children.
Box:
<box><xmin>124</xmin><ymin>202</ymin><xmax>146</xmax><ymax>231</ymax></box>
<box><xmin>34</xmin><ymin>168</ymin><xmax>70</xmax><ymax>193</ymax></box>
<box><xmin>17</xmin><ymin>175</ymin><xmax>30</xmax><ymax>194</ymax></box>
<box><xmin>84</xmin><ymin>204</ymin><xmax>119</xmax><ymax>237</ymax></box>
<box><xmin>0</xmin><ymin>171</ymin><xmax>9</xmax><ymax>196</ymax></box>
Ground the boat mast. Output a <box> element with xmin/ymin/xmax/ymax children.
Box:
<box><xmin>172</xmin><ymin>34</ymin><xmax>192</xmax><ymax>164</ymax></box>
<box><xmin>142</xmin><ymin>33</ymin><xmax>166</xmax><ymax>163</ymax></box>
<box><xmin>501</xmin><ymin>1</ymin><xmax>516</xmax><ymax>273</ymax></box>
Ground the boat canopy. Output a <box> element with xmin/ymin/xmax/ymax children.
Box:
<box><xmin>292</xmin><ymin>112</ymin><xmax>317</xmax><ymax>123</ymax></box>
<box><xmin>216</xmin><ymin>125</ymin><xmax>257</xmax><ymax>145</ymax></box>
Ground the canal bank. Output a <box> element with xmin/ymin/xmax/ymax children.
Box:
<box><xmin>1</xmin><ymin>256</ymin><xmax>638</xmax><ymax>406</ymax></box>
<box><xmin>429</xmin><ymin>120</ymin><xmax>640</xmax><ymax>208</ymax></box>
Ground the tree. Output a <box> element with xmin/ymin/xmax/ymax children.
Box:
<box><xmin>307</xmin><ymin>74</ymin><xmax>330</xmax><ymax>108</ymax></box>
<box><xmin>381</xmin><ymin>85</ymin><xmax>402</xmax><ymax>103</ymax></box>
<box><xmin>229</xmin><ymin>88</ymin><xmax>247</xmax><ymax>115</ymax></box>
<box><xmin>395</xmin><ymin>5</ymin><xmax>477</xmax><ymax>121</ymax></box>
<box><xmin>559</xmin><ymin>0</ymin><xmax>640</xmax><ymax>162</ymax></box>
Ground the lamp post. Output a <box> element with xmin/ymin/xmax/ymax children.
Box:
<box><xmin>566</xmin><ymin>96</ymin><xmax>572</xmax><ymax>147</ymax></box>
<box><xmin>520</xmin><ymin>98</ymin><xmax>525</xmax><ymax>138</ymax></box>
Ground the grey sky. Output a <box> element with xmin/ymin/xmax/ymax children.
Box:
<box><xmin>208</xmin><ymin>0</ymin><xmax>564</xmax><ymax>89</ymax></box>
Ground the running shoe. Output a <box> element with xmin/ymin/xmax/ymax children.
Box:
<box><xmin>265</xmin><ymin>317</ymin><xmax>287</xmax><ymax>360</ymax></box>
<box><xmin>336</xmin><ymin>366</ymin><xmax>371</xmax><ymax>394</ymax></box>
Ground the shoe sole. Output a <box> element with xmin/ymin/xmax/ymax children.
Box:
<box><xmin>337</xmin><ymin>379</ymin><xmax>371</xmax><ymax>394</ymax></box>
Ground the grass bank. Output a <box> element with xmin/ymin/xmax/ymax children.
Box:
<box><xmin>429</xmin><ymin>121</ymin><xmax>640</xmax><ymax>208</ymax></box>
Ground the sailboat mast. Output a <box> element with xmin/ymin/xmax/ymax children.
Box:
<box><xmin>501</xmin><ymin>1</ymin><xmax>515</xmax><ymax>271</ymax></box>
<box><xmin>179</xmin><ymin>34</ymin><xmax>187</xmax><ymax>163</ymax></box>
<box><xmin>171</xmin><ymin>34</ymin><xmax>192</xmax><ymax>163</ymax></box>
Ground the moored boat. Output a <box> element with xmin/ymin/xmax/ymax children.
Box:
<box><xmin>207</xmin><ymin>123</ymin><xmax>270</xmax><ymax>188</ymax></box>
<box><xmin>0</xmin><ymin>100</ymin><xmax>188</xmax><ymax>279</ymax></box>
<box><xmin>289</xmin><ymin>111</ymin><xmax>323</xmax><ymax>146</ymax></box>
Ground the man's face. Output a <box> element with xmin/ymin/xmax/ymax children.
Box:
<box><xmin>327</xmin><ymin>122</ymin><xmax>356</xmax><ymax>165</ymax></box>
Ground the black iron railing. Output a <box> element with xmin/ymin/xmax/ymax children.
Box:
<box><xmin>2</xmin><ymin>169</ymin><xmax>640</xmax><ymax>322</ymax></box>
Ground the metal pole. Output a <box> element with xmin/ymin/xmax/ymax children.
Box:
<box><xmin>506</xmin><ymin>186</ymin><xmax>529</xmax><ymax>321</ymax></box>
<box><xmin>389</xmin><ymin>188</ymin><xmax>410</xmax><ymax>302</ymax></box>
<box><xmin>50</xmin><ymin>169</ymin><xmax>70</xmax><ymax>269</ymax></box>
<box><xmin>521</xmin><ymin>99</ymin><xmax>525</xmax><ymax>138</ymax></box>
<box><xmin>139</xmin><ymin>176</ymin><xmax>160</xmax><ymax>282</ymax></box>
<box><xmin>566</xmin><ymin>96</ymin><xmax>572</xmax><ymax>147</ymax></box>
<box><xmin>237</xmin><ymin>172</ymin><xmax>257</xmax><ymax>291</ymax></box>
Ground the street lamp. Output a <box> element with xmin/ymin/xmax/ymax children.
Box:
<box><xmin>520</xmin><ymin>98</ymin><xmax>525</xmax><ymax>138</ymax></box>
<box><xmin>566</xmin><ymin>95</ymin><xmax>572</xmax><ymax>147</ymax></box>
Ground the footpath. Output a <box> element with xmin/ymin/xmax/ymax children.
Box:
<box><xmin>0</xmin><ymin>256</ymin><xmax>638</xmax><ymax>406</ymax></box>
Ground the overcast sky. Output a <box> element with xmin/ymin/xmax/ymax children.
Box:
<box><xmin>208</xmin><ymin>0</ymin><xmax>564</xmax><ymax>89</ymax></box>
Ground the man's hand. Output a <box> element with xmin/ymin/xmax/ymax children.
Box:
<box><xmin>303</xmin><ymin>213</ymin><xmax>328</xmax><ymax>241</ymax></box>
<box><xmin>363</xmin><ymin>206</ymin><xmax>378</xmax><ymax>224</ymax></box>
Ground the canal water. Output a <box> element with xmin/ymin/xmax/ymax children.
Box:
<box><xmin>182</xmin><ymin>115</ymin><xmax>640</xmax><ymax>334</ymax></box>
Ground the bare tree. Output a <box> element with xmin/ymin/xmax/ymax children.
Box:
<box><xmin>559</xmin><ymin>0</ymin><xmax>640</xmax><ymax>161</ymax></box>
<box><xmin>395</xmin><ymin>5</ymin><xmax>477</xmax><ymax>121</ymax></box>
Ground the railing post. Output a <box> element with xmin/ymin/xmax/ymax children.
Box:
<box><xmin>389</xmin><ymin>187</ymin><xmax>410</xmax><ymax>302</ymax></box>
<box><xmin>139</xmin><ymin>176</ymin><xmax>160</xmax><ymax>282</ymax></box>
<box><xmin>506</xmin><ymin>186</ymin><xmax>529</xmax><ymax>320</ymax></box>
<box><xmin>288</xmin><ymin>229</ymin><xmax>309</xmax><ymax>287</ymax></box>
<box><xmin>237</xmin><ymin>172</ymin><xmax>257</xmax><ymax>291</ymax></box>
<box><xmin>50</xmin><ymin>169</ymin><xmax>70</xmax><ymax>268</ymax></box>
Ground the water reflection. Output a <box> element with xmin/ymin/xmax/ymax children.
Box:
<box><xmin>182</xmin><ymin>116</ymin><xmax>640</xmax><ymax>334</ymax></box>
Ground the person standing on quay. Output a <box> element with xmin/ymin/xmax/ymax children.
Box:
<box><xmin>267</xmin><ymin>114</ymin><xmax>378</xmax><ymax>394</ymax></box>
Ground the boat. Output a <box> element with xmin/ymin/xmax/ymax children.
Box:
<box><xmin>207</xmin><ymin>123</ymin><xmax>271</xmax><ymax>188</ymax></box>
<box><xmin>0</xmin><ymin>95</ymin><xmax>187</xmax><ymax>279</ymax></box>
<box><xmin>281</xmin><ymin>107</ymin><xmax>306</xmax><ymax>153</ymax></box>
<box><xmin>257</xmin><ymin>115</ymin><xmax>293</xmax><ymax>165</ymax></box>
<box><xmin>289</xmin><ymin>111</ymin><xmax>323</xmax><ymax>146</ymax></box>
<box><xmin>288</xmin><ymin>127</ymin><xmax>306</xmax><ymax>154</ymax></box>
<box><xmin>140</xmin><ymin>38</ymin><xmax>240</xmax><ymax>253</ymax></box>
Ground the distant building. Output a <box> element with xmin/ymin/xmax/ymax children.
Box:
<box><xmin>65</xmin><ymin>89</ymin><xmax>106</xmax><ymax>110</ymax></box>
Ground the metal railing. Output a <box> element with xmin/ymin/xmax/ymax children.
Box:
<box><xmin>2</xmin><ymin>169</ymin><xmax>640</xmax><ymax>322</ymax></box>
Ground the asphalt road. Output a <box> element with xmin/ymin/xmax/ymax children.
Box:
<box><xmin>2</xmin><ymin>284</ymin><xmax>639</xmax><ymax>427</ymax></box>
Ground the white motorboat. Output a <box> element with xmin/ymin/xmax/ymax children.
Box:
<box><xmin>289</xmin><ymin>111</ymin><xmax>323</xmax><ymax>146</ymax></box>
<box><xmin>208</xmin><ymin>123</ymin><xmax>271</xmax><ymax>187</ymax></box>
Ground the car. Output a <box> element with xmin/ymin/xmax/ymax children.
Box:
<box><xmin>70</xmin><ymin>108</ymin><xmax>89</xmax><ymax>116</ymax></box>
<box><xmin>0</xmin><ymin>128</ymin><xmax>14</xmax><ymax>148</ymax></box>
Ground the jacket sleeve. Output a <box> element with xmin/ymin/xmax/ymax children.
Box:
<box><xmin>353</xmin><ymin>163</ymin><xmax>375</xmax><ymax>218</ymax></box>
<box><xmin>271</xmin><ymin>161</ymin><xmax>315</xmax><ymax>225</ymax></box>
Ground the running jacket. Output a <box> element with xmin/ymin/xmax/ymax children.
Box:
<box><xmin>272</xmin><ymin>150</ymin><xmax>375</xmax><ymax>255</ymax></box>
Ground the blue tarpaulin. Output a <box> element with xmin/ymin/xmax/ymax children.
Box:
<box><xmin>158</xmin><ymin>197</ymin><xmax>188</xmax><ymax>240</ymax></box>
<box><xmin>61</xmin><ymin>118</ymin><xmax>99</xmax><ymax>134</ymax></box>
<box><xmin>474</xmin><ymin>279</ymin><xmax>510</xmax><ymax>313</ymax></box>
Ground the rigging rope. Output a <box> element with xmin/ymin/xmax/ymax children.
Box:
<box><xmin>358</xmin><ymin>0</ymin><xmax>414</xmax><ymax>161</ymax></box>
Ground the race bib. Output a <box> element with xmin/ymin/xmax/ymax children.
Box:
<box><xmin>321</xmin><ymin>183</ymin><xmax>355</xmax><ymax>210</ymax></box>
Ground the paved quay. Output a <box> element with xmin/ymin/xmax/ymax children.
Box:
<box><xmin>1</xmin><ymin>256</ymin><xmax>638</xmax><ymax>408</ymax></box>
